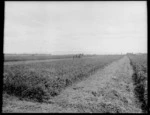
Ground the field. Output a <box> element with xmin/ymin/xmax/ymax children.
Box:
<box><xmin>127</xmin><ymin>54</ymin><xmax>147</xmax><ymax>112</ymax></box>
<box><xmin>3</xmin><ymin>55</ymin><xmax>122</xmax><ymax>102</ymax></box>
<box><xmin>4</xmin><ymin>54</ymin><xmax>75</xmax><ymax>62</ymax></box>
<box><xmin>3</xmin><ymin>54</ymin><xmax>147</xmax><ymax>113</ymax></box>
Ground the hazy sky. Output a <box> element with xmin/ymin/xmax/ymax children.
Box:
<box><xmin>4</xmin><ymin>1</ymin><xmax>147</xmax><ymax>54</ymax></box>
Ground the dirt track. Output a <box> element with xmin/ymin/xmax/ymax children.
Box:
<box><xmin>3</xmin><ymin>56</ymin><xmax>142</xmax><ymax>113</ymax></box>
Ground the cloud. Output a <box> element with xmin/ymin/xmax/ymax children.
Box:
<box><xmin>4</xmin><ymin>1</ymin><xmax>147</xmax><ymax>54</ymax></box>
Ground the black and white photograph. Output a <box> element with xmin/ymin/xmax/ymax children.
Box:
<box><xmin>3</xmin><ymin>1</ymin><xmax>147</xmax><ymax>113</ymax></box>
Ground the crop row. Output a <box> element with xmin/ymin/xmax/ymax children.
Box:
<box><xmin>3</xmin><ymin>55</ymin><xmax>122</xmax><ymax>102</ymax></box>
<box><xmin>128</xmin><ymin>54</ymin><xmax>147</xmax><ymax>113</ymax></box>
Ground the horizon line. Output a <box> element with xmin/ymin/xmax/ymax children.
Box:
<box><xmin>4</xmin><ymin>52</ymin><xmax>147</xmax><ymax>55</ymax></box>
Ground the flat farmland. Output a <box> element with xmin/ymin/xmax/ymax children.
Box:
<box><xmin>3</xmin><ymin>55</ymin><xmax>123</xmax><ymax>103</ymax></box>
<box><xmin>4</xmin><ymin>54</ymin><xmax>74</xmax><ymax>62</ymax></box>
<box><xmin>3</xmin><ymin>54</ymin><xmax>147</xmax><ymax>113</ymax></box>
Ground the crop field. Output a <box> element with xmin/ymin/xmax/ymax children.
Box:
<box><xmin>3</xmin><ymin>55</ymin><xmax>123</xmax><ymax>103</ymax></box>
<box><xmin>127</xmin><ymin>54</ymin><xmax>147</xmax><ymax>112</ymax></box>
<box><xmin>3</xmin><ymin>54</ymin><xmax>148</xmax><ymax>113</ymax></box>
<box><xmin>4</xmin><ymin>54</ymin><xmax>75</xmax><ymax>62</ymax></box>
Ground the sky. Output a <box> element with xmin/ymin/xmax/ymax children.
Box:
<box><xmin>4</xmin><ymin>1</ymin><xmax>147</xmax><ymax>54</ymax></box>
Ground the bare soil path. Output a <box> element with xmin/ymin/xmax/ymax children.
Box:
<box><xmin>3</xmin><ymin>56</ymin><xmax>142</xmax><ymax>113</ymax></box>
